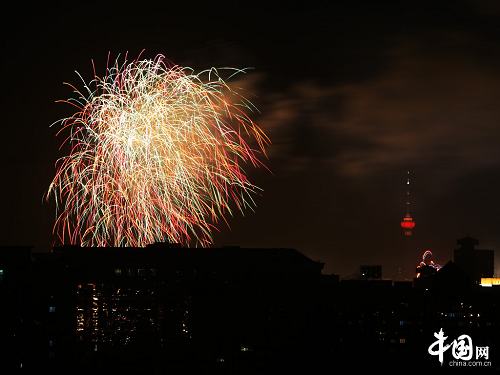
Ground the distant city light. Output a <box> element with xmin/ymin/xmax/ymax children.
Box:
<box><xmin>480</xmin><ymin>277</ymin><xmax>500</xmax><ymax>287</ymax></box>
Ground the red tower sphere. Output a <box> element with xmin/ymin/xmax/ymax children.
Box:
<box><xmin>400</xmin><ymin>213</ymin><xmax>415</xmax><ymax>236</ymax></box>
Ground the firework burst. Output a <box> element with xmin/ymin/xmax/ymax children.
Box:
<box><xmin>47</xmin><ymin>54</ymin><xmax>269</xmax><ymax>247</ymax></box>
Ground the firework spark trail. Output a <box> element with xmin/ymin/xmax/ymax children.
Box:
<box><xmin>47</xmin><ymin>54</ymin><xmax>269</xmax><ymax>247</ymax></box>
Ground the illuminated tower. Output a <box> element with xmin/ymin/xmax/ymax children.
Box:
<box><xmin>400</xmin><ymin>171</ymin><xmax>415</xmax><ymax>236</ymax></box>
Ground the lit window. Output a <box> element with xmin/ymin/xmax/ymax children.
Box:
<box><xmin>48</xmin><ymin>306</ymin><xmax>56</xmax><ymax>313</ymax></box>
<box><xmin>400</xmin><ymin>338</ymin><xmax>406</xmax><ymax>344</ymax></box>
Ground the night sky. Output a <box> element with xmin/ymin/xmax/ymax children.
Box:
<box><xmin>3</xmin><ymin>0</ymin><xmax>500</xmax><ymax>279</ymax></box>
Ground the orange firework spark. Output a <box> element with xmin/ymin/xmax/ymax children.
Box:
<box><xmin>47</xmin><ymin>54</ymin><xmax>269</xmax><ymax>247</ymax></box>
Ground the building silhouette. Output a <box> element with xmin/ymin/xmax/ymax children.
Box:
<box><xmin>1</xmin><ymin>240</ymin><xmax>499</xmax><ymax>373</ymax></box>
<box><xmin>13</xmin><ymin>245</ymin><xmax>325</xmax><ymax>373</ymax></box>
<box><xmin>454</xmin><ymin>237</ymin><xmax>494</xmax><ymax>283</ymax></box>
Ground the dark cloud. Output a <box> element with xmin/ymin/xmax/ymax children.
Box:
<box><xmin>257</xmin><ymin>34</ymin><xmax>500</xmax><ymax>179</ymax></box>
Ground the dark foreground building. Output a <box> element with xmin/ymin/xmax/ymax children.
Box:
<box><xmin>454</xmin><ymin>237</ymin><xmax>494</xmax><ymax>283</ymax></box>
<box><xmin>2</xmin><ymin>245</ymin><xmax>324</xmax><ymax>374</ymax></box>
<box><xmin>1</xmin><ymin>244</ymin><xmax>499</xmax><ymax>374</ymax></box>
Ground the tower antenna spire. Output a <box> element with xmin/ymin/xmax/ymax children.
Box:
<box><xmin>406</xmin><ymin>170</ymin><xmax>411</xmax><ymax>215</ymax></box>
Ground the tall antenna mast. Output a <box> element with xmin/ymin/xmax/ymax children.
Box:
<box><xmin>406</xmin><ymin>170</ymin><xmax>411</xmax><ymax>215</ymax></box>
